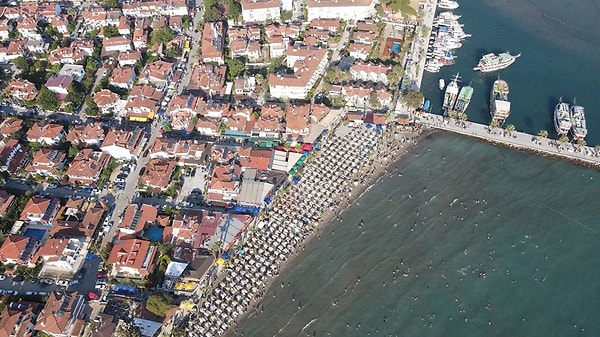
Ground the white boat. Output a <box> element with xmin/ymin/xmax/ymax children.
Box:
<box><xmin>570</xmin><ymin>102</ymin><xmax>587</xmax><ymax>140</ymax></box>
<box><xmin>438</xmin><ymin>0</ymin><xmax>459</xmax><ymax>10</ymax></box>
<box><xmin>442</xmin><ymin>73</ymin><xmax>460</xmax><ymax>113</ymax></box>
<box><xmin>473</xmin><ymin>52</ymin><xmax>521</xmax><ymax>72</ymax></box>
<box><xmin>439</xmin><ymin>79</ymin><xmax>445</xmax><ymax>90</ymax></box>
<box><xmin>554</xmin><ymin>98</ymin><xmax>571</xmax><ymax>135</ymax></box>
<box><xmin>490</xmin><ymin>78</ymin><xmax>511</xmax><ymax>124</ymax></box>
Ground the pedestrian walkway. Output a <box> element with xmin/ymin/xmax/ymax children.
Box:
<box><xmin>418</xmin><ymin>112</ymin><xmax>600</xmax><ymax>167</ymax></box>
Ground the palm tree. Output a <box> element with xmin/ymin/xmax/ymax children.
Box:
<box><xmin>459</xmin><ymin>113</ymin><xmax>468</xmax><ymax>121</ymax></box>
<box><xmin>448</xmin><ymin>110</ymin><xmax>457</xmax><ymax>120</ymax></box>
<box><xmin>489</xmin><ymin>120</ymin><xmax>499</xmax><ymax>133</ymax></box>
<box><xmin>558</xmin><ymin>134</ymin><xmax>569</xmax><ymax>149</ymax></box>
<box><xmin>537</xmin><ymin>129</ymin><xmax>548</xmax><ymax>144</ymax></box>
<box><xmin>505</xmin><ymin>124</ymin><xmax>516</xmax><ymax>137</ymax></box>
<box><xmin>594</xmin><ymin>144</ymin><xmax>600</xmax><ymax>157</ymax></box>
<box><xmin>576</xmin><ymin>139</ymin><xmax>587</xmax><ymax>152</ymax></box>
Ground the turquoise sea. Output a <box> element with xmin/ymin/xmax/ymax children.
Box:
<box><xmin>421</xmin><ymin>0</ymin><xmax>600</xmax><ymax>146</ymax></box>
<box><xmin>232</xmin><ymin>132</ymin><xmax>600</xmax><ymax>337</ymax></box>
<box><xmin>230</xmin><ymin>1</ymin><xmax>600</xmax><ymax>336</ymax></box>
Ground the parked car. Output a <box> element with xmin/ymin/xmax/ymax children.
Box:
<box><xmin>97</xmin><ymin>271</ymin><xmax>108</xmax><ymax>278</ymax></box>
<box><xmin>87</xmin><ymin>291</ymin><xmax>100</xmax><ymax>300</ymax></box>
<box><xmin>56</xmin><ymin>279</ymin><xmax>70</xmax><ymax>286</ymax></box>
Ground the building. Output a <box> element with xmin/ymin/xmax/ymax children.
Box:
<box><xmin>33</xmin><ymin>238</ymin><xmax>86</xmax><ymax>274</ymax></box>
<box><xmin>25</xmin><ymin>148</ymin><xmax>66</xmax><ymax>177</ymax></box>
<box><xmin>140</xmin><ymin>159</ymin><xmax>177</xmax><ymax>190</ymax></box>
<box><xmin>65</xmin><ymin>149</ymin><xmax>110</xmax><ymax>186</ymax></box>
<box><xmin>0</xmin><ymin>190</ymin><xmax>14</xmax><ymax>217</ymax></box>
<box><xmin>0</xmin><ymin>235</ymin><xmax>38</xmax><ymax>266</ymax></box>
<box><xmin>285</xmin><ymin>103</ymin><xmax>311</xmax><ymax>139</ymax></box>
<box><xmin>117</xmin><ymin>203</ymin><xmax>158</xmax><ymax>239</ymax></box>
<box><xmin>5</xmin><ymin>79</ymin><xmax>38</xmax><ymax>102</ymax></box>
<box><xmin>25</xmin><ymin>122</ymin><xmax>65</xmax><ymax>145</ymax></box>
<box><xmin>349</xmin><ymin>61</ymin><xmax>392</xmax><ymax>84</ymax></box>
<box><xmin>19</xmin><ymin>197</ymin><xmax>60</xmax><ymax>225</ymax></box>
<box><xmin>35</xmin><ymin>291</ymin><xmax>86</xmax><ymax>337</ymax></box>
<box><xmin>139</xmin><ymin>60</ymin><xmax>174</xmax><ymax>89</ymax></box>
<box><xmin>0</xmin><ymin>301</ymin><xmax>40</xmax><ymax>337</ymax></box>
<box><xmin>167</xmin><ymin>94</ymin><xmax>205</xmax><ymax>132</ymax></box>
<box><xmin>0</xmin><ymin>139</ymin><xmax>26</xmax><ymax>172</ymax></box>
<box><xmin>101</xmin><ymin>128</ymin><xmax>146</xmax><ymax>160</ymax></box>
<box><xmin>110</xmin><ymin>66</ymin><xmax>137</xmax><ymax>90</ymax></box>
<box><xmin>201</xmin><ymin>22</ymin><xmax>224</xmax><ymax>64</ymax></box>
<box><xmin>207</xmin><ymin>164</ymin><xmax>241</xmax><ymax>203</ymax></box>
<box><xmin>241</xmin><ymin>0</ymin><xmax>281</xmax><ymax>23</ymax></box>
<box><xmin>57</xmin><ymin>64</ymin><xmax>85</xmax><ymax>82</ymax></box>
<box><xmin>66</xmin><ymin>122</ymin><xmax>106</xmax><ymax>147</ymax></box>
<box><xmin>107</xmin><ymin>239</ymin><xmax>157</xmax><ymax>278</ymax></box>
<box><xmin>45</xmin><ymin>75</ymin><xmax>73</xmax><ymax>100</ymax></box>
<box><xmin>305</xmin><ymin>0</ymin><xmax>376</xmax><ymax>21</ymax></box>
<box><xmin>102</xmin><ymin>35</ymin><xmax>133</xmax><ymax>54</ymax></box>
<box><xmin>92</xmin><ymin>89</ymin><xmax>122</xmax><ymax>115</ymax></box>
<box><xmin>268</xmin><ymin>47</ymin><xmax>328</xmax><ymax>99</ymax></box>
<box><xmin>188</xmin><ymin>64</ymin><xmax>227</xmax><ymax>98</ymax></box>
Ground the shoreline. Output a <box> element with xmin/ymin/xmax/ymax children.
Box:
<box><xmin>221</xmin><ymin>125</ymin><xmax>426</xmax><ymax>336</ymax></box>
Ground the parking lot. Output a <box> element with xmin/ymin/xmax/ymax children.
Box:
<box><xmin>177</xmin><ymin>165</ymin><xmax>209</xmax><ymax>203</ymax></box>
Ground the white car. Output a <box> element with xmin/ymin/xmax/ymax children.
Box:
<box><xmin>56</xmin><ymin>279</ymin><xmax>70</xmax><ymax>287</ymax></box>
<box><xmin>0</xmin><ymin>275</ymin><xmax>6</xmax><ymax>280</ymax></box>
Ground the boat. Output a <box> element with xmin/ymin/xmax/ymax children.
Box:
<box><xmin>454</xmin><ymin>85</ymin><xmax>473</xmax><ymax>115</ymax></box>
<box><xmin>570</xmin><ymin>102</ymin><xmax>587</xmax><ymax>140</ymax></box>
<box><xmin>473</xmin><ymin>52</ymin><xmax>521</xmax><ymax>72</ymax></box>
<box><xmin>442</xmin><ymin>73</ymin><xmax>460</xmax><ymax>113</ymax></box>
<box><xmin>439</xmin><ymin>79</ymin><xmax>445</xmax><ymax>90</ymax></box>
<box><xmin>438</xmin><ymin>0</ymin><xmax>459</xmax><ymax>10</ymax></box>
<box><xmin>423</xmin><ymin>99</ymin><xmax>431</xmax><ymax>112</ymax></box>
<box><xmin>489</xmin><ymin>78</ymin><xmax>511</xmax><ymax>124</ymax></box>
<box><xmin>554</xmin><ymin>98</ymin><xmax>571</xmax><ymax>135</ymax></box>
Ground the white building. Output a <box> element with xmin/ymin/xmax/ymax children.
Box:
<box><xmin>268</xmin><ymin>46</ymin><xmax>328</xmax><ymax>99</ymax></box>
<box><xmin>241</xmin><ymin>0</ymin><xmax>281</xmax><ymax>23</ymax></box>
<box><xmin>306</xmin><ymin>0</ymin><xmax>376</xmax><ymax>21</ymax></box>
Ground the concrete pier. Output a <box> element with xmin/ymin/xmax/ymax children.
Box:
<box><xmin>418</xmin><ymin>112</ymin><xmax>600</xmax><ymax>168</ymax></box>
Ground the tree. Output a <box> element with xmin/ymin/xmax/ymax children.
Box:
<box><xmin>459</xmin><ymin>113</ymin><xmax>468</xmax><ymax>121</ymax></box>
<box><xmin>577</xmin><ymin>139</ymin><xmax>587</xmax><ymax>147</ymax></box>
<box><xmin>225</xmin><ymin>58</ymin><xmax>244</xmax><ymax>81</ymax></box>
<box><xmin>115</xmin><ymin>322</ymin><xmax>142</xmax><ymax>337</ymax></box>
<box><xmin>85</xmin><ymin>58</ymin><xmax>98</xmax><ymax>73</ymax></box>
<box><xmin>36</xmin><ymin>86</ymin><xmax>59</xmax><ymax>112</ymax></box>
<box><xmin>448</xmin><ymin>110</ymin><xmax>457</xmax><ymax>120</ymax></box>
<box><xmin>227</xmin><ymin>0</ymin><xmax>241</xmax><ymax>20</ymax></box>
<box><xmin>369</xmin><ymin>91</ymin><xmax>381</xmax><ymax>109</ymax></box>
<box><xmin>267</xmin><ymin>56</ymin><xmax>286</xmax><ymax>74</ymax></box>
<box><xmin>146</xmin><ymin>293</ymin><xmax>173</xmax><ymax>317</ymax></box>
<box><xmin>67</xmin><ymin>85</ymin><xmax>83</xmax><ymax>110</ymax></box>
<box><xmin>281</xmin><ymin>10</ymin><xmax>293</xmax><ymax>22</ymax></box>
<box><xmin>103</xmin><ymin>25</ymin><xmax>119</xmax><ymax>38</ymax></box>
<box><xmin>105</xmin><ymin>0</ymin><xmax>120</xmax><ymax>8</ymax></box>
<box><xmin>150</xmin><ymin>27</ymin><xmax>175</xmax><ymax>46</ymax></box>
<box><xmin>401</xmin><ymin>89</ymin><xmax>424</xmax><ymax>109</ymax></box>
<box><xmin>387</xmin><ymin>64</ymin><xmax>404</xmax><ymax>89</ymax></box>
<box><xmin>594</xmin><ymin>145</ymin><xmax>600</xmax><ymax>157</ymax></box>
<box><xmin>68</xmin><ymin>144</ymin><xmax>79</xmax><ymax>158</ymax></box>
<box><xmin>13</xmin><ymin>57</ymin><xmax>30</xmax><ymax>72</ymax></box>
<box><xmin>559</xmin><ymin>134</ymin><xmax>569</xmax><ymax>145</ymax></box>
<box><xmin>489</xmin><ymin>120</ymin><xmax>499</xmax><ymax>131</ymax></box>
<box><xmin>505</xmin><ymin>124</ymin><xmax>516</xmax><ymax>135</ymax></box>
<box><xmin>537</xmin><ymin>130</ymin><xmax>548</xmax><ymax>139</ymax></box>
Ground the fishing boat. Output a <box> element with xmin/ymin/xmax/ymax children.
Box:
<box><xmin>423</xmin><ymin>99</ymin><xmax>431</xmax><ymax>112</ymax></box>
<box><xmin>454</xmin><ymin>85</ymin><xmax>473</xmax><ymax>115</ymax></box>
<box><xmin>554</xmin><ymin>98</ymin><xmax>572</xmax><ymax>135</ymax></box>
<box><xmin>438</xmin><ymin>0</ymin><xmax>459</xmax><ymax>10</ymax></box>
<box><xmin>442</xmin><ymin>73</ymin><xmax>460</xmax><ymax>114</ymax></box>
<box><xmin>439</xmin><ymin>79</ymin><xmax>445</xmax><ymax>90</ymax></box>
<box><xmin>489</xmin><ymin>78</ymin><xmax>511</xmax><ymax>124</ymax></box>
<box><xmin>473</xmin><ymin>52</ymin><xmax>521</xmax><ymax>72</ymax></box>
<box><xmin>570</xmin><ymin>101</ymin><xmax>587</xmax><ymax>140</ymax></box>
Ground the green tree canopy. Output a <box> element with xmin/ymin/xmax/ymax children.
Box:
<box><xmin>13</xmin><ymin>57</ymin><xmax>30</xmax><ymax>72</ymax></box>
<box><xmin>150</xmin><ymin>27</ymin><xmax>175</xmax><ymax>46</ymax></box>
<box><xmin>225</xmin><ymin>58</ymin><xmax>244</xmax><ymax>81</ymax></box>
<box><xmin>104</xmin><ymin>0</ymin><xmax>120</xmax><ymax>8</ymax></box>
<box><xmin>401</xmin><ymin>89</ymin><xmax>424</xmax><ymax>109</ymax></box>
<box><xmin>85</xmin><ymin>58</ymin><xmax>98</xmax><ymax>72</ymax></box>
<box><xmin>36</xmin><ymin>86</ymin><xmax>59</xmax><ymax>112</ymax></box>
<box><xmin>227</xmin><ymin>0</ymin><xmax>241</xmax><ymax>20</ymax></box>
<box><xmin>146</xmin><ymin>293</ymin><xmax>173</xmax><ymax>317</ymax></box>
<box><xmin>102</xmin><ymin>25</ymin><xmax>119</xmax><ymax>38</ymax></box>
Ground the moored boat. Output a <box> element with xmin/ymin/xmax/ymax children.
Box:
<box><xmin>554</xmin><ymin>98</ymin><xmax>571</xmax><ymax>135</ymax></box>
<box><xmin>438</xmin><ymin>0</ymin><xmax>459</xmax><ymax>10</ymax></box>
<box><xmin>490</xmin><ymin>78</ymin><xmax>511</xmax><ymax>124</ymax></box>
<box><xmin>454</xmin><ymin>85</ymin><xmax>473</xmax><ymax>115</ymax></box>
<box><xmin>442</xmin><ymin>73</ymin><xmax>460</xmax><ymax>114</ymax></box>
<box><xmin>473</xmin><ymin>52</ymin><xmax>521</xmax><ymax>72</ymax></box>
<box><xmin>570</xmin><ymin>103</ymin><xmax>587</xmax><ymax>140</ymax></box>
<box><xmin>439</xmin><ymin>79</ymin><xmax>445</xmax><ymax>90</ymax></box>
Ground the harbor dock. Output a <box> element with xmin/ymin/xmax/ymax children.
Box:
<box><xmin>417</xmin><ymin>112</ymin><xmax>600</xmax><ymax>168</ymax></box>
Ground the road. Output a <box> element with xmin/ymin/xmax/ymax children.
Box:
<box><xmin>177</xmin><ymin>6</ymin><xmax>204</xmax><ymax>95</ymax></box>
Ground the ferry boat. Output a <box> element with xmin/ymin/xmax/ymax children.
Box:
<box><xmin>489</xmin><ymin>79</ymin><xmax>511</xmax><ymax>124</ymax></box>
<box><xmin>473</xmin><ymin>52</ymin><xmax>521</xmax><ymax>72</ymax></box>
<box><xmin>554</xmin><ymin>98</ymin><xmax>572</xmax><ymax>135</ymax></box>
<box><xmin>439</xmin><ymin>79</ymin><xmax>445</xmax><ymax>90</ymax></box>
<box><xmin>570</xmin><ymin>102</ymin><xmax>587</xmax><ymax>140</ymax></box>
<box><xmin>442</xmin><ymin>73</ymin><xmax>460</xmax><ymax>114</ymax></box>
<box><xmin>438</xmin><ymin>0</ymin><xmax>459</xmax><ymax>10</ymax></box>
<box><xmin>454</xmin><ymin>85</ymin><xmax>473</xmax><ymax>115</ymax></box>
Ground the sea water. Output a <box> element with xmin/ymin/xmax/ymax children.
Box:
<box><xmin>232</xmin><ymin>132</ymin><xmax>600</xmax><ymax>336</ymax></box>
<box><xmin>422</xmin><ymin>0</ymin><xmax>600</xmax><ymax>145</ymax></box>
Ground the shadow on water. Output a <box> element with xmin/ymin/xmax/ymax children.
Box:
<box><xmin>473</xmin><ymin>47</ymin><xmax>487</xmax><ymax>60</ymax></box>
<box><xmin>547</xmin><ymin>96</ymin><xmax>559</xmax><ymax>137</ymax></box>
